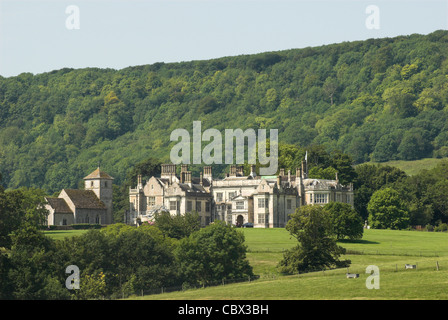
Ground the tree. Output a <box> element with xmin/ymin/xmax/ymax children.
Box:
<box><xmin>154</xmin><ymin>211</ymin><xmax>201</xmax><ymax>240</ymax></box>
<box><xmin>175</xmin><ymin>221</ymin><xmax>253</xmax><ymax>286</ymax></box>
<box><xmin>323</xmin><ymin>76</ymin><xmax>338</xmax><ymax>105</ymax></box>
<box><xmin>7</xmin><ymin>225</ymin><xmax>69</xmax><ymax>299</ymax></box>
<box><xmin>277</xmin><ymin>205</ymin><xmax>350</xmax><ymax>274</ymax></box>
<box><xmin>325</xmin><ymin>202</ymin><xmax>363</xmax><ymax>240</ymax></box>
<box><xmin>367</xmin><ymin>187</ymin><xmax>409</xmax><ymax>229</ymax></box>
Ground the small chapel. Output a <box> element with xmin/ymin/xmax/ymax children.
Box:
<box><xmin>45</xmin><ymin>167</ymin><xmax>114</xmax><ymax>226</ymax></box>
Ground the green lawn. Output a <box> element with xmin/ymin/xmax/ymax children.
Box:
<box><xmin>44</xmin><ymin>229</ymin><xmax>88</xmax><ymax>240</ymax></box>
<box><xmin>134</xmin><ymin>228</ymin><xmax>448</xmax><ymax>300</ymax></box>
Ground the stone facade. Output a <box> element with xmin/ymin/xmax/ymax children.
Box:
<box><xmin>45</xmin><ymin>167</ymin><xmax>114</xmax><ymax>226</ymax></box>
<box><xmin>128</xmin><ymin>160</ymin><xmax>354</xmax><ymax>228</ymax></box>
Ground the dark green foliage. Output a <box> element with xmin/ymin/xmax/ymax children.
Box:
<box><xmin>278</xmin><ymin>205</ymin><xmax>350</xmax><ymax>274</ymax></box>
<box><xmin>175</xmin><ymin>221</ymin><xmax>253</xmax><ymax>286</ymax></box>
<box><xmin>1</xmin><ymin>31</ymin><xmax>448</xmax><ymax>193</ymax></box>
<box><xmin>153</xmin><ymin>211</ymin><xmax>201</xmax><ymax>240</ymax></box>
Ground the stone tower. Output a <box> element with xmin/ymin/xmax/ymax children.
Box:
<box><xmin>83</xmin><ymin>166</ymin><xmax>114</xmax><ymax>224</ymax></box>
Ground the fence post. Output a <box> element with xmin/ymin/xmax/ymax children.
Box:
<box><xmin>436</xmin><ymin>261</ymin><xmax>439</xmax><ymax>271</ymax></box>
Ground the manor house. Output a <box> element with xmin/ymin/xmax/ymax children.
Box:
<box><xmin>128</xmin><ymin>159</ymin><xmax>354</xmax><ymax>228</ymax></box>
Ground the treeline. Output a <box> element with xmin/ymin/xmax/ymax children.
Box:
<box><xmin>354</xmin><ymin>159</ymin><xmax>448</xmax><ymax>228</ymax></box>
<box><xmin>0</xmin><ymin>190</ymin><xmax>253</xmax><ymax>299</ymax></box>
<box><xmin>1</xmin><ymin>30</ymin><xmax>448</xmax><ymax>193</ymax></box>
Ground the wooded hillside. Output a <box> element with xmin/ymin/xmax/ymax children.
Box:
<box><xmin>1</xmin><ymin>30</ymin><xmax>448</xmax><ymax>192</ymax></box>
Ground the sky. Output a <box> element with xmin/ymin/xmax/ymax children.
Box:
<box><xmin>0</xmin><ymin>0</ymin><xmax>447</xmax><ymax>77</ymax></box>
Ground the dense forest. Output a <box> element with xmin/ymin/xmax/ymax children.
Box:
<box><xmin>1</xmin><ymin>30</ymin><xmax>448</xmax><ymax>193</ymax></box>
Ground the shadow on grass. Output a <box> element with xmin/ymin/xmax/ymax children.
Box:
<box><xmin>337</xmin><ymin>239</ymin><xmax>380</xmax><ymax>245</ymax></box>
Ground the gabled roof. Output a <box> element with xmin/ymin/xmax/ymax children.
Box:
<box><xmin>83</xmin><ymin>167</ymin><xmax>114</xmax><ymax>180</ymax></box>
<box><xmin>62</xmin><ymin>189</ymin><xmax>107</xmax><ymax>209</ymax></box>
<box><xmin>45</xmin><ymin>197</ymin><xmax>73</xmax><ymax>214</ymax></box>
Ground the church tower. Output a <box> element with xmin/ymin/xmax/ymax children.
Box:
<box><xmin>83</xmin><ymin>166</ymin><xmax>114</xmax><ymax>224</ymax></box>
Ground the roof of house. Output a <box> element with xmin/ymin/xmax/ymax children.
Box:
<box><xmin>83</xmin><ymin>167</ymin><xmax>114</xmax><ymax>180</ymax></box>
<box><xmin>45</xmin><ymin>197</ymin><xmax>73</xmax><ymax>214</ymax></box>
<box><xmin>62</xmin><ymin>189</ymin><xmax>107</xmax><ymax>209</ymax></box>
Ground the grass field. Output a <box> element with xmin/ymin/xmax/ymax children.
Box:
<box><xmin>44</xmin><ymin>227</ymin><xmax>448</xmax><ymax>299</ymax></box>
<box><xmin>363</xmin><ymin>157</ymin><xmax>446</xmax><ymax>176</ymax></box>
<box><xmin>133</xmin><ymin>228</ymin><xmax>448</xmax><ymax>300</ymax></box>
<box><xmin>44</xmin><ymin>229</ymin><xmax>88</xmax><ymax>240</ymax></box>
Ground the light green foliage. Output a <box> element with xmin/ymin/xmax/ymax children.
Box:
<box><xmin>367</xmin><ymin>187</ymin><xmax>410</xmax><ymax>229</ymax></box>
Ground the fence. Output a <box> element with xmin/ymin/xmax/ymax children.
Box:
<box><xmin>125</xmin><ymin>275</ymin><xmax>260</xmax><ymax>299</ymax></box>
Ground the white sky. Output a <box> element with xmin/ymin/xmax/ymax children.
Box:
<box><xmin>0</xmin><ymin>0</ymin><xmax>447</xmax><ymax>77</ymax></box>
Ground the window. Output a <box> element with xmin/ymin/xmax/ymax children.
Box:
<box><xmin>258</xmin><ymin>198</ymin><xmax>269</xmax><ymax>208</ymax></box>
<box><xmin>205</xmin><ymin>217</ymin><xmax>210</xmax><ymax>225</ymax></box>
<box><xmin>170</xmin><ymin>201</ymin><xmax>177</xmax><ymax>210</ymax></box>
<box><xmin>105</xmin><ymin>181</ymin><xmax>108</xmax><ymax>187</ymax></box>
<box><xmin>187</xmin><ymin>201</ymin><xmax>192</xmax><ymax>212</ymax></box>
<box><xmin>216</xmin><ymin>192</ymin><xmax>223</xmax><ymax>202</ymax></box>
<box><xmin>227</xmin><ymin>214</ymin><xmax>233</xmax><ymax>225</ymax></box>
<box><xmin>258</xmin><ymin>214</ymin><xmax>267</xmax><ymax>224</ymax></box>
<box><xmin>95</xmin><ymin>215</ymin><xmax>100</xmax><ymax>224</ymax></box>
<box><xmin>91</xmin><ymin>181</ymin><xmax>94</xmax><ymax>187</ymax></box>
<box><xmin>196</xmin><ymin>201</ymin><xmax>201</xmax><ymax>212</ymax></box>
<box><xmin>205</xmin><ymin>202</ymin><xmax>210</xmax><ymax>212</ymax></box>
<box><xmin>236</xmin><ymin>201</ymin><xmax>244</xmax><ymax>210</ymax></box>
<box><xmin>287</xmin><ymin>199</ymin><xmax>292</xmax><ymax>210</ymax></box>
<box><xmin>229</xmin><ymin>192</ymin><xmax>236</xmax><ymax>200</ymax></box>
<box><xmin>148</xmin><ymin>196</ymin><xmax>155</xmax><ymax>206</ymax></box>
<box><xmin>346</xmin><ymin>194</ymin><xmax>351</xmax><ymax>204</ymax></box>
<box><xmin>314</xmin><ymin>193</ymin><xmax>328</xmax><ymax>204</ymax></box>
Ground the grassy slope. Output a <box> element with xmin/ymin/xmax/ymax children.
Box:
<box><xmin>363</xmin><ymin>158</ymin><xmax>446</xmax><ymax>176</ymax></box>
<box><xmin>133</xmin><ymin>228</ymin><xmax>448</xmax><ymax>300</ymax></box>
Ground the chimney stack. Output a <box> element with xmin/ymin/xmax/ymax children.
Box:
<box><xmin>250</xmin><ymin>165</ymin><xmax>256</xmax><ymax>177</ymax></box>
<box><xmin>184</xmin><ymin>171</ymin><xmax>192</xmax><ymax>184</ymax></box>
<box><xmin>137</xmin><ymin>174</ymin><xmax>142</xmax><ymax>188</ymax></box>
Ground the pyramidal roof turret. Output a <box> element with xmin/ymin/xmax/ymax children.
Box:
<box><xmin>83</xmin><ymin>166</ymin><xmax>114</xmax><ymax>180</ymax></box>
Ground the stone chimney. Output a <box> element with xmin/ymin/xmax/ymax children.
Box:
<box><xmin>279</xmin><ymin>168</ymin><xmax>285</xmax><ymax>176</ymax></box>
<box><xmin>230</xmin><ymin>165</ymin><xmax>237</xmax><ymax>176</ymax></box>
<box><xmin>137</xmin><ymin>174</ymin><xmax>143</xmax><ymax>189</ymax></box>
<box><xmin>236</xmin><ymin>165</ymin><xmax>244</xmax><ymax>177</ymax></box>
<box><xmin>184</xmin><ymin>171</ymin><xmax>192</xmax><ymax>184</ymax></box>
<box><xmin>250</xmin><ymin>165</ymin><xmax>256</xmax><ymax>177</ymax></box>
<box><xmin>203</xmin><ymin>166</ymin><xmax>212</xmax><ymax>179</ymax></box>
